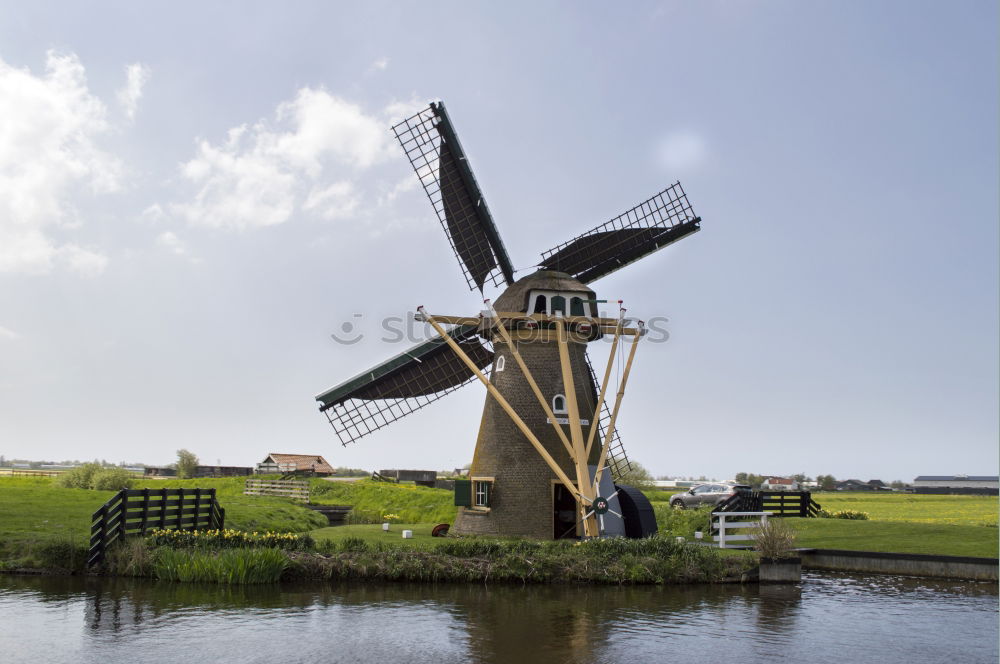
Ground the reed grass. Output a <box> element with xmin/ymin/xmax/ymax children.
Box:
<box><xmin>153</xmin><ymin>548</ymin><xmax>289</xmax><ymax>584</ymax></box>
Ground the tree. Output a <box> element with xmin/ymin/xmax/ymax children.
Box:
<box><xmin>735</xmin><ymin>472</ymin><xmax>765</xmax><ymax>488</ymax></box>
<box><xmin>176</xmin><ymin>449</ymin><xmax>199</xmax><ymax>479</ymax></box>
<box><xmin>816</xmin><ymin>474</ymin><xmax>837</xmax><ymax>491</ymax></box>
<box><xmin>616</xmin><ymin>461</ymin><xmax>656</xmax><ymax>491</ymax></box>
<box><xmin>792</xmin><ymin>473</ymin><xmax>812</xmax><ymax>484</ymax></box>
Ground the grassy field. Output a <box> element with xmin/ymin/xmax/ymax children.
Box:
<box><xmin>312</xmin><ymin>523</ymin><xmax>447</xmax><ymax>549</ymax></box>
<box><xmin>0</xmin><ymin>476</ymin><xmax>326</xmax><ymax>569</ymax></box>
<box><xmin>812</xmin><ymin>492</ymin><xmax>998</xmax><ymax>526</ymax></box>
<box><xmin>789</xmin><ymin>518</ymin><xmax>998</xmax><ymax>558</ymax></box>
<box><xmin>307</xmin><ymin>479</ymin><xmax>456</xmax><ymax>524</ymax></box>
<box><xmin>3</xmin><ymin>477</ymin><xmax>996</xmax><ymax>573</ymax></box>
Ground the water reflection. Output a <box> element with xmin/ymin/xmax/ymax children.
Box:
<box><xmin>0</xmin><ymin>573</ymin><xmax>996</xmax><ymax>664</ymax></box>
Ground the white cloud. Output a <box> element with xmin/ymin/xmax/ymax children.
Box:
<box><xmin>175</xmin><ymin>89</ymin><xmax>399</xmax><ymax>230</ymax></box>
<box><xmin>370</xmin><ymin>57</ymin><xmax>389</xmax><ymax>72</ymax></box>
<box><xmin>0</xmin><ymin>325</ymin><xmax>20</xmax><ymax>341</ymax></box>
<box><xmin>117</xmin><ymin>62</ymin><xmax>150</xmax><ymax>120</ymax></box>
<box><xmin>156</xmin><ymin>231</ymin><xmax>186</xmax><ymax>255</ymax></box>
<box><xmin>57</xmin><ymin>244</ymin><xmax>108</xmax><ymax>277</ymax></box>
<box><xmin>140</xmin><ymin>203</ymin><xmax>167</xmax><ymax>224</ymax></box>
<box><xmin>657</xmin><ymin>130</ymin><xmax>708</xmax><ymax>172</ymax></box>
<box><xmin>0</xmin><ymin>51</ymin><xmax>122</xmax><ymax>275</ymax></box>
<box><xmin>303</xmin><ymin>181</ymin><xmax>359</xmax><ymax>220</ymax></box>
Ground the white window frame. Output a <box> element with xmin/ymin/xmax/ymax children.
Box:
<box><xmin>552</xmin><ymin>394</ymin><xmax>567</xmax><ymax>414</ymax></box>
<box><xmin>495</xmin><ymin>355</ymin><xmax>505</xmax><ymax>372</ymax></box>
<box><xmin>470</xmin><ymin>476</ymin><xmax>494</xmax><ymax>511</ymax></box>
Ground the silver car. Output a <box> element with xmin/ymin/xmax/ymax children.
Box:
<box><xmin>669</xmin><ymin>483</ymin><xmax>750</xmax><ymax>509</ymax></box>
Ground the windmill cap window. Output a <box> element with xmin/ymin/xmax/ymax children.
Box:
<box><xmin>526</xmin><ymin>290</ymin><xmax>597</xmax><ymax>317</ymax></box>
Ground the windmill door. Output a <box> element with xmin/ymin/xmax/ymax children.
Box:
<box><xmin>553</xmin><ymin>483</ymin><xmax>579</xmax><ymax>539</ymax></box>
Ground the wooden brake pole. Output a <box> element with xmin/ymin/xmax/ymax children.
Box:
<box><xmin>419</xmin><ymin>308</ymin><xmax>581</xmax><ymax>500</ymax></box>
<box><xmin>486</xmin><ymin>305</ymin><xmax>576</xmax><ymax>460</ymax></box>
<box><xmin>555</xmin><ymin>319</ymin><xmax>597</xmax><ymax>538</ymax></box>
<box><xmin>584</xmin><ymin>327</ymin><xmax>620</xmax><ymax>459</ymax></box>
<box><xmin>592</xmin><ymin>329</ymin><xmax>642</xmax><ymax>498</ymax></box>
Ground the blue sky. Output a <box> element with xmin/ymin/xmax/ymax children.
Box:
<box><xmin>0</xmin><ymin>1</ymin><xmax>996</xmax><ymax>482</ymax></box>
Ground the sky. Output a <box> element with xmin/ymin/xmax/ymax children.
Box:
<box><xmin>0</xmin><ymin>1</ymin><xmax>996</xmax><ymax>483</ymax></box>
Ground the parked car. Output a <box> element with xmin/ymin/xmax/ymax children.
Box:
<box><xmin>669</xmin><ymin>483</ymin><xmax>751</xmax><ymax>509</ymax></box>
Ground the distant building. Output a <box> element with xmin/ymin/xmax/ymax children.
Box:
<box><xmin>761</xmin><ymin>477</ymin><xmax>798</xmax><ymax>491</ymax></box>
<box><xmin>835</xmin><ymin>479</ymin><xmax>872</xmax><ymax>491</ymax></box>
<box><xmin>912</xmin><ymin>475</ymin><xmax>998</xmax><ymax>494</ymax></box>
<box><xmin>652</xmin><ymin>480</ymin><xmax>699</xmax><ymax>489</ymax></box>
<box><xmin>258</xmin><ymin>453</ymin><xmax>334</xmax><ymax>476</ymax></box>
<box><xmin>143</xmin><ymin>465</ymin><xmax>253</xmax><ymax>478</ymax></box>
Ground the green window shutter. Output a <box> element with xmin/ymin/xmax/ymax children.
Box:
<box><xmin>454</xmin><ymin>479</ymin><xmax>471</xmax><ymax>506</ymax></box>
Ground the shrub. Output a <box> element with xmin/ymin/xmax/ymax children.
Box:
<box><xmin>56</xmin><ymin>463</ymin><xmax>100</xmax><ymax>489</ymax></box>
<box><xmin>90</xmin><ymin>467</ymin><xmax>135</xmax><ymax>491</ymax></box>
<box><xmin>106</xmin><ymin>537</ymin><xmax>154</xmax><ymax>577</ymax></box>
<box><xmin>655</xmin><ymin>504</ymin><xmax>714</xmax><ymax>538</ymax></box>
<box><xmin>817</xmin><ymin>509</ymin><xmax>870</xmax><ymax>520</ymax></box>
<box><xmin>32</xmin><ymin>538</ymin><xmax>88</xmax><ymax>572</ymax></box>
<box><xmin>145</xmin><ymin>528</ymin><xmax>315</xmax><ymax>551</ymax></box>
<box><xmin>56</xmin><ymin>463</ymin><xmax>134</xmax><ymax>490</ymax></box>
<box><xmin>754</xmin><ymin>519</ymin><xmax>797</xmax><ymax>559</ymax></box>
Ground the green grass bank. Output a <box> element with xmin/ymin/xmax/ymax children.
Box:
<box><xmin>2</xmin><ymin>477</ymin><xmax>996</xmax><ymax>575</ymax></box>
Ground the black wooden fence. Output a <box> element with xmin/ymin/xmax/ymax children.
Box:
<box><xmin>88</xmin><ymin>487</ymin><xmax>225</xmax><ymax>567</ymax></box>
<box><xmin>714</xmin><ymin>490</ymin><xmax>822</xmax><ymax>517</ymax></box>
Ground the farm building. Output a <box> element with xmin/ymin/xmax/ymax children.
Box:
<box><xmin>912</xmin><ymin>475</ymin><xmax>998</xmax><ymax>495</ymax></box>
<box><xmin>761</xmin><ymin>477</ymin><xmax>798</xmax><ymax>490</ymax></box>
<box><xmin>257</xmin><ymin>453</ymin><xmax>334</xmax><ymax>476</ymax></box>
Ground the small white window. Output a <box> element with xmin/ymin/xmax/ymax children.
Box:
<box><xmin>552</xmin><ymin>394</ymin><xmax>567</xmax><ymax>414</ymax></box>
<box><xmin>495</xmin><ymin>356</ymin><xmax>505</xmax><ymax>372</ymax></box>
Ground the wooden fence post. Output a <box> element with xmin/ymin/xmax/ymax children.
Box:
<box><xmin>139</xmin><ymin>488</ymin><xmax>149</xmax><ymax>534</ymax></box>
<box><xmin>116</xmin><ymin>489</ymin><xmax>128</xmax><ymax>543</ymax></box>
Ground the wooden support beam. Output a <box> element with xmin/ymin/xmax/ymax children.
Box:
<box><xmin>424</xmin><ymin>313</ymin><xmax>637</xmax><ymax>336</ymax></box>
<box><xmin>555</xmin><ymin>319</ymin><xmax>598</xmax><ymax>538</ymax></box>
<box><xmin>584</xmin><ymin>326</ymin><xmax>620</xmax><ymax>459</ymax></box>
<box><xmin>592</xmin><ymin>329</ymin><xmax>642</xmax><ymax>497</ymax></box>
<box><xmin>420</xmin><ymin>309</ymin><xmax>582</xmax><ymax>501</ymax></box>
<box><xmin>487</xmin><ymin>310</ymin><xmax>576</xmax><ymax>460</ymax></box>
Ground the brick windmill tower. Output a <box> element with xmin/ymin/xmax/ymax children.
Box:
<box><xmin>316</xmin><ymin>102</ymin><xmax>701</xmax><ymax>539</ymax></box>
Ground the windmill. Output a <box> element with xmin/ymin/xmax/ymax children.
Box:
<box><xmin>315</xmin><ymin>101</ymin><xmax>701</xmax><ymax>539</ymax></box>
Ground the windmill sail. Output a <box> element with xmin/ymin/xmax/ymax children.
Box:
<box><xmin>316</xmin><ymin>325</ymin><xmax>493</xmax><ymax>445</ymax></box>
<box><xmin>538</xmin><ymin>182</ymin><xmax>701</xmax><ymax>284</ymax></box>
<box><xmin>392</xmin><ymin>102</ymin><xmax>515</xmax><ymax>291</ymax></box>
<box><xmin>585</xmin><ymin>353</ymin><xmax>632</xmax><ymax>480</ymax></box>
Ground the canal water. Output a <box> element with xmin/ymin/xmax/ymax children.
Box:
<box><xmin>1</xmin><ymin>572</ymin><xmax>996</xmax><ymax>663</ymax></box>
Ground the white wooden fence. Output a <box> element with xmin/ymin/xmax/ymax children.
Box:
<box><xmin>711</xmin><ymin>511</ymin><xmax>771</xmax><ymax>548</ymax></box>
<box><xmin>244</xmin><ymin>479</ymin><xmax>310</xmax><ymax>502</ymax></box>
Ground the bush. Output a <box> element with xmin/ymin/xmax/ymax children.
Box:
<box><xmin>56</xmin><ymin>463</ymin><xmax>100</xmax><ymax>489</ymax></box>
<box><xmin>56</xmin><ymin>463</ymin><xmax>134</xmax><ymax>490</ymax></box>
<box><xmin>31</xmin><ymin>538</ymin><xmax>88</xmax><ymax>572</ymax></box>
<box><xmin>654</xmin><ymin>504</ymin><xmax>714</xmax><ymax>538</ymax></box>
<box><xmin>90</xmin><ymin>467</ymin><xmax>135</xmax><ymax>491</ymax></box>
<box><xmin>754</xmin><ymin>519</ymin><xmax>797</xmax><ymax>559</ymax></box>
<box><xmin>817</xmin><ymin>509</ymin><xmax>870</xmax><ymax>520</ymax></box>
<box><xmin>106</xmin><ymin>537</ymin><xmax>155</xmax><ymax>577</ymax></box>
<box><xmin>145</xmin><ymin>528</ymin><xmax>315</xmax><ymax>551</ymax></box>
